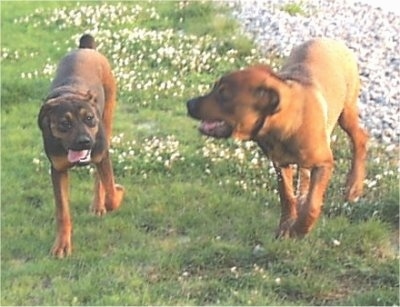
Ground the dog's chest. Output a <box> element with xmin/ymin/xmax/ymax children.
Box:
<box><xmin>256</xmin><ymin>136</ymin><xmax>299</xmax><ymax>166</ymax></box>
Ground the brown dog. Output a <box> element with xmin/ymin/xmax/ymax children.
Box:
<box><xmin>38</xmin><ymin>34</ymin><xmax>124</xmax><ymax>258</ymax></box>
<box><xmin>187</xmin><ymin>38</ymin><xmax>368</xmax><ymax>238</ymax></box>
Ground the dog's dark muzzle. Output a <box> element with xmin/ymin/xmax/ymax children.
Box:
<box><xmin>67</xmin><ymin>134</ymin><xmax>93</xmax><ymax>164</ymax></box>
<box><xmin>186</xmin><ymin>97</ymin><xmax>233</xmax><ymax>139</ymax></box>
<box><xmin>72</xmin><ymin>134</ymin><xmax>94</xmax><ymax>151</ymax></box>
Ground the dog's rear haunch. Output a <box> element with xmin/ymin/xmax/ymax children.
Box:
<box><xmin>187</xmin><ymin>38</ymin><xmax>368</xmax><ymax>238</ymax></box>
<box><xmin>38</xmin><ymin>34</ymin><xmax>124</xmax><ymax>258</ymax></box>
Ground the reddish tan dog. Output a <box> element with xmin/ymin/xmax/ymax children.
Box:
<box><xmin>187</xmin><ymin>38</ymin><xmax>368</xmax><ymax>238</ymax></box>
<box><xmin>38</xmin><ymin>34</ymin><xmax>124</xmax><ymax>258</ymax></box>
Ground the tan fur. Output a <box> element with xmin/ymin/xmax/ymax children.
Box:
<box><xmin>187</xmin><ymin>38</ymin><xmax>368</xmax><ymax>238</ymax></box>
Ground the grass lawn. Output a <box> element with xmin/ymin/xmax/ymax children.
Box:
<box><xmin>1</xmin><ymin>1</ymin><xmax>399</xmax><ymax>305</ymax></box>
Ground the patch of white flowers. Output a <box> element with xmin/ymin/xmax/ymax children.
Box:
<box><xmin>200</xmin><ymin>138</ymin><xmax>277</xmax><ymax>193</ymax></box>
<box><xmin>109</xmin><ymin>133</ymin><xmax>184</xmax><ymax>175</ymax></box>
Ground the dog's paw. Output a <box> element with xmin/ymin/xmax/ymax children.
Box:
<box><xmin>275</xmin><ymin>219</ymin><xmax>311</xmax><ymax>239</ymax></box>
<box><xmin>91</xmin><ymin>205</ymin><xmax>107</xmax><ymax>216</ymax></box>
<box><xmin>345</xmin><ymin>184</ymin><xmax>363</xmax><ymax>202</ymax></box>
<box><xmin>288</xmin><ymin>221</ymin><xmax>310</xmax><ymax>239</ymax></box>
<box><xmin>275</xmin><ymin>218</ymin><xmax>296</xmax><ymax>239</ymax></box>
<box><xmin>116</xmin><ymin>184</ymin><xmax>125</xmax><ymax>194</ymax></box>
<box><xmin>51</xmin><ymin>237</ymin><xmax>72</xmax><ymax>259</ymax></box>
<box><xmin>105</xmin><ymin>184</ymin><xmax>125</xmax><ymax>211</ymax></box>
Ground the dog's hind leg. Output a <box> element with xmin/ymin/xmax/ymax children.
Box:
<box><xmin>92</xmin><ymin>62</ymin><xmax>124</xmax><ymax>212</ymax></box>
<box><xmin>91</xmin><ymin>176</ymin><xmax>106</xmax><ymax>215</ymax></box>
<box><xmin>95</xmin><ymin>151</ymin><xmax>124</xmax><ymax>212</ymax></box>
<box><xmin>338</xmin><ymin>105</ymin><xmax>368</xmax><ymax>202</ymax></box>
<box><xmin>91</xmin><ymin>162</ymin><xmax>124</xmax><ymax>214</ymax></box>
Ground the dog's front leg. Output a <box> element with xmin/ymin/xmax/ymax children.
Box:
<box><xmin>50</xmin><ymin>167</ymin><xmax>72</xmax><ymax>258</ymax></box>
<box><xmin>274</xmin><ymin>164</ymin><xmax>298</xmax><ymax>238</ymax></box>
<box><xmin>94</xmin><ymin>151</ymin><xmax>124</xmax><ymax>212</ymax></box>
<box><xmin>291</xmin><ymin>162</ymin><xmax>333</xmax><ymax>237</ymax></box>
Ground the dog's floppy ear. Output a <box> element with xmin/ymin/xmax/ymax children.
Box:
<box><xmin>38</xmin><ymin>101</ymin><xmax>55</xmax><ymax>133</ymax></box>
<box><xmin>254</xmin><ymin>86</ymin><xmax>280</xmax><ymax>115</ymax></box>
<box><xmin>38</xmin><ymin>98</ymin><xmax>64</xmax><ymax>133</ymax></box>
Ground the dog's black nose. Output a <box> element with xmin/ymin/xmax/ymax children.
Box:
<box><xmin>76</xmin><ymin>135</ymin><xmax>92</xmax><ymax>148</ymax></box>
<box><xmin>187</xmin><ymin>98</ymin><xmax>200</xmax><ymax>119</ymax></box>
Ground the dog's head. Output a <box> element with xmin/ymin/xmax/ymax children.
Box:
<box><xmin>187</xmin><ymin>65</ymin><xmax>290</xmax><ymax>141</ymax></box>
<box><xmin>38</xmin><ymin>91</ymin><xmax>101</xmax><ymax>164</ymax></box>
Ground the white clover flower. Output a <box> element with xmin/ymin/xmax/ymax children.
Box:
<box><xmin>332</xmin><ymin>239</ymin><xmax>341</xmax><ymax>246</ymax></box>
<box><xmin>364</xmin><ymin>179</ymin><xmax>377</xmax><ymax>188</ymax></box>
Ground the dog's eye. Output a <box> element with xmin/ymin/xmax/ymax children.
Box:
<box><xmin>218</xmin><ymin>86</ymin><xmax>231</xmax><ymax>101</ymax></box>
<box><xmin>59</xmin><ymin>120</ymin><xmax>72</xmax><ymax>131</ymax></box>
<box><xmin>84</xmin><ymin>114</ymin><xmax>96</xmax><ymax>127</ymax></box>
<box><xmin>84</xmin><ymin>114</ymin><xmax>95</xmax><ymax>123</ymax></box>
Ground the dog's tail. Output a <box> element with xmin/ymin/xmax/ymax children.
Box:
<box><xmin>79</xmin><ymin>34</ymin><xmax>96</xmax><ymax>49</ymax></box>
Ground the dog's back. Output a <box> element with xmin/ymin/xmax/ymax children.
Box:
<box><xmin>49</xmin><ymin>35</ymin><xmax>114</xmax><ymax>113</ymax></box>
<box><xmin>281</xmin><ymin>38</ymin><xmax>360</xmax><ymax>134</ymax></box>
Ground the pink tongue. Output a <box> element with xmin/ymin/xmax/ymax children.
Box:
<box><xmin>68</xmin><ymin>150</ymin><xmax>89</xmax><ymax>163</ymax></box>
<box><xmin>201</xmin><ymin>121</ymin><xmax>222</xmax><ymax>131</ymax></box>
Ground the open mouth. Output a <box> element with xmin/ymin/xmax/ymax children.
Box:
<box><xmin>67</xmin><ymin>149</ymin><xmax>91</xmax><ymax>164</ymax></box>
<box><xmin>199</xmin><ymin>120</ymin><xmax>233</xmax><ymax>139</ymax></box>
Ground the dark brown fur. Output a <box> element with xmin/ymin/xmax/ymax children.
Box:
<box><xmin>38</xmin><ymin>35</ymin><xmax>124</xmax><ymax>258</ymax></box>
<box><xmin>187</xmin><ymin>38</ymin><xmax>368</xmax><ymax>238</ymax></box>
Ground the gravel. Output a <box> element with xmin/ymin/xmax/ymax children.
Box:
<box><xmin>228</xmin><ymin>0</ymin><xmax>399</xmax><ymax>146</ymax></box>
